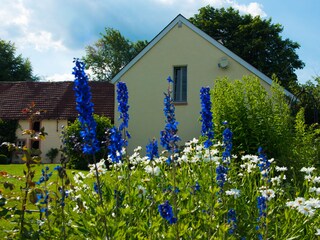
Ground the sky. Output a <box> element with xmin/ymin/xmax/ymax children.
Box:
<box><xmin>1</xmin><ymin>0</ymin><xmax>319</xmax><ymax>84</ymax></box>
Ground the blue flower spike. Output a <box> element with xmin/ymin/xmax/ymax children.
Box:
<box><xmin>158</xmin><ymin>200</ymin><xmax>177</xmax><ymax>224</ymax></box>
<box><xmin>146</xmin><ymin>139</ymin><xmax>159</xmax><ymax>160</ymax></box>
<box><xmin>72</xmin><ymin>58</ymin><xmax>100</xmax><ymax>155</ymax></box>
<box><xmin>200</xmin><ymin>87</ymin><xmax>214</xmax><ymax>148</ymax></box>
<box><xmin>160</xmin><ymin>77</ymin><xmax>180</xmax><ymax>154</ymax></box>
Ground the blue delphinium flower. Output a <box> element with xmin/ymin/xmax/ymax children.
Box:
<box><xmin>72</xmin><ymin>58</ymin><xmax>100</xmax><ymax>155</ymax></box>
<box><xmin>36</xmin><ymin>191</ymin><xmax>49</xmax><ymax>215</ymax></box>
<box><xmin>158</xmin><ymin>200</ymin><xmax>177</xmax><ymax>224</ymax></box>
<box><xmin>256</xmin><ymin>195</ymin><xmax>267</xmax><ymax>239</ymax></box>
<box><xmin>227</xmin><ymin>208</ymin><xmax>237</xmax><ymax>234</ymax></box>
<box><xmin>160</xmin><ymin>77</ymin><xmax>180</xmax><ymax>154</ymax></box>
<box><xmin>146</xmin><ymin>139</ymin><xmax>159</xmax><ymax>160</ymax></box>
<box><xmin>36</xmin><ymin>166</ymin><xmax>53</xmax><ymax>185</ymax></box>
<box><xmin>257</xmin><ymin>147</ymin><xmax>271</xmax><ymax>179</ymax></box>
<box><xmin>93</xmin><ymin>182</ymin><xmax>99</xmax><ymax>194</ymax></box>
<box><xmin>216</xmin><ymin>164</ymin><xmax>228</xmax><ymax>189</ymax></box>
<box><xmin>116</xmin><ymin>82</ymin><xmax>130</xmax><ymax>140</ymax></box>
<box><xmin>222</xmin><ymin>127</ymin><xmax>233</xmax><ymax>163</ymax></box>
<box><xmin>54</xmin><ymin>165</ymin><xmax>62</xmax><ymax>171</ymax></box>
<box><xmin>108</xmin><ymin>127</ymin><xmax>125</xmax><ymax>163</ymax></box>
<box><xmin>257</xmin><ymin>196</ymin><xmax>267</xmax><ymax>219</ymax></box>
<box><xmin>200</xmin><ymin>87</ymin><xmax>214</xmax><ymax>148</ymax></box>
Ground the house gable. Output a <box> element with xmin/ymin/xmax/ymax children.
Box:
<box><xmin>111</xmin><ymin>14</ymin><xmax>294</xmax><ymax>99</ymax></box>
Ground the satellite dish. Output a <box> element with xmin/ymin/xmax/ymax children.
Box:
<box><xmin>218</xmin><ymin>57</ymin><xmax>229</xmax><ymax>69</ymax></box>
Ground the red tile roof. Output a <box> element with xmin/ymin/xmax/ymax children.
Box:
<box><xmin>0</xmin><ymin>81</ymin><xmax>114</xmax><ymax>121</ymax></box>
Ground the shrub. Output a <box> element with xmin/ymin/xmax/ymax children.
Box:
<box><xmin>211</xmin><ymin>76</ymin><xmax>293</xmax><ymax>168</ymax></box>
<box><xmin>62</xmin><ymin>114</ymin><xmax>112</xmax><ymax>170</ymax></box>
<box><xmin>45</xmin><ymin>148</ymin><xmax>59</xmax><ymax>163</ymax></box>
<box><xmin>0</xmin><ymin>154</ymin><xmax>8</xmax><ymax>164</ymax></box>
<box><xmin>293</xmin><ymin>108</ymin><xmax>320</xmax><ymax>169</ymax></box>
<box><xmin>0</xmin><ymin>119</ymin><xmax>18</xmax><ymax>157</ymax></box>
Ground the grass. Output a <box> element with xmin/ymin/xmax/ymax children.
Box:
<box><xmin>0</xmin><ymin>164</ymin><xmax>86</xmax><ymax>238</ymax></box>
<box><xmin>0</xmin><ymin>164</ymin><xmax>84</xmax><ymax>199</ymax></box>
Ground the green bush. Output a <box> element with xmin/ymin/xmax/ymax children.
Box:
<box><xmin>211</xmin><ymin>76</ymin><xmax>293</xmax><ymax>167</ymax></box>
<box><xmin>62</xmin><ymin>114</ymin><xmax>112</xmax><ymax>170</ymax></box>
<box><xmin>0</xmin><ymin>154</ymin><xmax>9</xmax><ymax>164</ymax></box>
<box><xmin>45</xmin><ymin>148</ymin><xmax>59</xmax><ymax>163</ymax></box>
<box><xmin>293</xmin><ymin>108</ymin><xmax>320</xmax><ymax>169</ymax></box>
<box><xmin>0</xmin><ymin>119</ymin><xmax>18</xmax><ymax>157</ymax></box>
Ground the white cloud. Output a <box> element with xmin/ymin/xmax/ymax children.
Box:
<box><xmin>231</xmin><ymin>1</ymin><xmax>267</xmax><ymax>17</ymax></box>
<box><xmin>152</xmin><ymin>0</ymin><xmax>266</xmax><ymax>18</ymax></box>
<box><xmin>46</xmin><ymin>67</ymin><xmax>95</xmax><ymax>82</ymax></box>
<box><xmin>17</xmin><ymin>31</ymin><xmax>67</xmax><ymax>52</ymax></box>
<box><xmin>0</xmin><ymin>0</ymin><xmax>30</xmax><ymax>27</ymax></box>
<box><xmin>46</xmin><ymin>73</ymin><xmax>74</xmax><ymax>82</ymax></box>
<box><xmin>0</xmin><ymin>0</ymin><xmax>68</xmax><ymax>53</ymax></box>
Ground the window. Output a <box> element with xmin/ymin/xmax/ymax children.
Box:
<box><xmin>173</xmin><ymin>66</ymin><xmax>187</xmax><ymax>102</ymax></box>
<box><xmin>32</xmin><ymin>121</ymin><xmax>41</xmax><ymax>132</ymax></box>
<box><xmin>31</xmin><ymin>141</ymin><xmax>40</xmax><ymax>150</ymax></box>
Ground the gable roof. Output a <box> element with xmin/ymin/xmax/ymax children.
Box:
<box><xmin>0</xmin><ymin>81</ymin><xmax>114</xmax><ymax>121</ymax></box>
<box><xmin>111</xmin><ymin>14</ymin><xmax>294</xmax><ymax>99</ymax></box>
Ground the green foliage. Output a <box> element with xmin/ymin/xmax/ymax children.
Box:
<box><xmin>189</xmin><ymin>6</ymin><xmax>304</xmax><ymax>91</ymax></box>
<box><xmin>293</xmin><ymin>108</ymin><xmax>320</xmax><ymax>168</ymax></box>
<box><xmin>83</xmin><ymin>28</ymin><xmax>148</xmax><ymax>81</ymax></box>
<box><xmin>45</xmin><ymin>148</ymin><xmax>59</xmax><ymax>163</ymax></box>
<box><xmin>211</xmin><ymin>76</ymin><xmax>293</xmax><ymax>167</ymax></box>
<box><xmin>294</xmin><ymin>76</ymin><xmax>320</xmax><ymax>125</ymax></box>
<box><xmin>0</xmin><ymin>119</ymin><xmax>18</xmax><ymax>157</ymax></box>
<box><xmin>62</xmin><ymin>114</ymin><xmax>112</xmax><ymax>170</ymax></box>
<box><xmin>0</xmin><ymin>154</ymin><xmax>9</xmax><ymax>164</ymax></box>
<box><xmin>0</xmin><ymin>39</ymin><xmax>38</xmax><ymax>82</ymax></box>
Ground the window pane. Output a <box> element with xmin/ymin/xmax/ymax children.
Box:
<box><xmin>173</xmin><ymin>66</ymin><xmax>187</xmax><ymax>102</ymax></box>
<box><xmin>31</xmin><ymin>141</ymin><xmax>40</xmax><ymax>149</ymax></box>
<box><xmin>33</xmin><ymin>121</ymin><xmax>41</xmax><ymax>132</ymax></box>
<box><xmin>181</xmin><ymin>67</ymin><xmax>187</xmax><ymax>102</ymax></box>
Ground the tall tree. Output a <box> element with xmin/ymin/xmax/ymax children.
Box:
<box><xmin>292</xmin><ymin>76</ymin><xmax>320</xmax><ymax>124</ymax></box>
<box><xmin>0</xmin><ymin>39</ymin><xmax>38</xmax><ymax>82</ymax></box>
<box><xmin>83</xmin><ymin>28</ymin><xmax>148</xmax><ymax>81</ymax></box>
<box><xmin>189</xmin><ymin>6</ymin><xmax>305</xmax><ymax>91</ymax></box>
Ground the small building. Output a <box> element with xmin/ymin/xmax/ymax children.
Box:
<box><xmin>111</xmin><ymin>14</ymin><xmax>294</xmax><ymax>153</ymax></box>
<box><xmin>0</xmin><ymin>81</ymin><xmax>114</xmax><ymax>163</ymax></box>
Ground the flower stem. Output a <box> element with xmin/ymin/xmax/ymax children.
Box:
<box><xmin>92</xmin><ymin>155</ymin><xmax>110</xmax><ymax>239</ymax></box>
<box><xmin>172</xmin><ymin>152</ymin><xmax>179</xmax><ymax>240</ymax></box>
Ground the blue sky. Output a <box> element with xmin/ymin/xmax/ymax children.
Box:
<box><xmin>1</xmin><ymin>0</ymin><xmax>319</xmax><ymax>84</ymax></box>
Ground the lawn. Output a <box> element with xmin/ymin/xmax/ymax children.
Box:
<box><xmin>0</xmin><ymin>164</ymin><xmax>87</xmax><ymax>239</ymax></box>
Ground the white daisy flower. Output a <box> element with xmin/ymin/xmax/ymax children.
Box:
<box><xmin>292</xmin><ymin>197</ymin><xmax>306</xmax><ymax>207</ymax></box>
<box><xmin>275</xmin><ymin>166</ymin><xmax>287</xmax><ymax>172</ymax></box>
<box><xmin>260</xmin><ymin>189</ymin><xmax>275</xmax><ymax>200</ymax></box>
<box><xmin>313</xmin><ymin>176</ymin><xmax>320</xmax><ymax>183</ymax></box>
<box><xmin>301</xmin><ymin>167</ymin><xmax>316</xmax><ymax>174</ymax></box>
<box><xmin>305</xmin><ymin>198</ymin><xmax>320</xmax><ymax>209</ymax></box>
<box><xmin>144</xmin><ymin>165</ymin><xmax>161</xmax><ymax>176</ymax></box>
<box><xmin>225</xmin><ymin>189</ymin><xmax>240</xmax><ymax>198</ymax></box>
<box><xmin>137</xmin><ymin>185</ymin><xmax>147</xmax><ymax>197</ymax></box>
<box><xmin>297</xmin><ymin>204</ymin><xmax>315</xmax><ymax>216</ymax></box>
